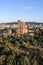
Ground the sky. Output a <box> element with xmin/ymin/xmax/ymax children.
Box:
<box><xmin>0</xmin><ymin>0</ymin><xmax>43</xmax><ymax>23</ymax></box>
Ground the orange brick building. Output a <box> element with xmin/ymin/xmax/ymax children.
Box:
<box><xmin>17</xmin><ymin>20</ymin><xmax>28</xmax><ymax>34</ymax></box>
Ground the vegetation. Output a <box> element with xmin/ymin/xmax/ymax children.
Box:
<box><xmin>0</xmin><ymin>28</ymin><xmax>43</xmax><ymax>65</ymax></box>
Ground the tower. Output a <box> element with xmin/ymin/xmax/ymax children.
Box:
<box><xmin>17</xmin><ymin>20</ymin><xmax>28</xmax><ymax>34</ymax></box>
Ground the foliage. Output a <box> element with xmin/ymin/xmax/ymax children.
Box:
<box><xmin>0</xmin><ymin>28</ymin><xmax>43</xmax><ymax>65</ymax></box>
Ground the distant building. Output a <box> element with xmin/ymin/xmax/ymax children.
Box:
<box><xmin>17</xmin><ymin>20</ymin><xmax>28</xmax><ymax>34</ymax></box>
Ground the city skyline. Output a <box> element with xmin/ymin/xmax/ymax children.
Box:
<box><xmin>0</xmin><ymin>0</ymin><xmax>43</xmax><ymax>23</ymax></box>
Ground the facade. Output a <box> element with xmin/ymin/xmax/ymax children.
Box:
<box><xmin>17</xmin><ymin>20</ymin><xmax>28</xmax><ymax>34</ymax></box>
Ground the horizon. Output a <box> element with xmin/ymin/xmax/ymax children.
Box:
<box><xmin>0</xmin><ymin>20</ymin><xmax>43</xmax><ymax>24</ymax></box>
<box><xmin>0</xmin><ymin>0</ymin><xmax>43</xmax><ymax>23</ymax></box>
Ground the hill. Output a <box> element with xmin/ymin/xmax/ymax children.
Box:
<box><xmin>0</xmin><ymin>21</ymin><xmax>43</xmax><ymax>25</ymax></box>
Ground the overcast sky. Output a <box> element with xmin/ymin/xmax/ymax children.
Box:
<box><xmin>0</xmin><ymin>0</ymin><xmax>43</xmax><ymax>23</ymax></box>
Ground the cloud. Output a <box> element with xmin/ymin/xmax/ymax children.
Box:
<box><xmin>0</xmin><ymin>18</ymin><xmax>43</xmax><ymax>23</ymax></box>
<box><xmin>28</xmin><ymin>18</ymin><xmax>43</xmax><ymax>23</ymax></box>
<box><xmin>24</xmin><ymin>6</ymin><xmax>32</xmax><ymax>9</ymax></box>
<box><xmin>0</xmin><ymin>18</ymin><xmax>15</xmax><ymax>23</ymax></box>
